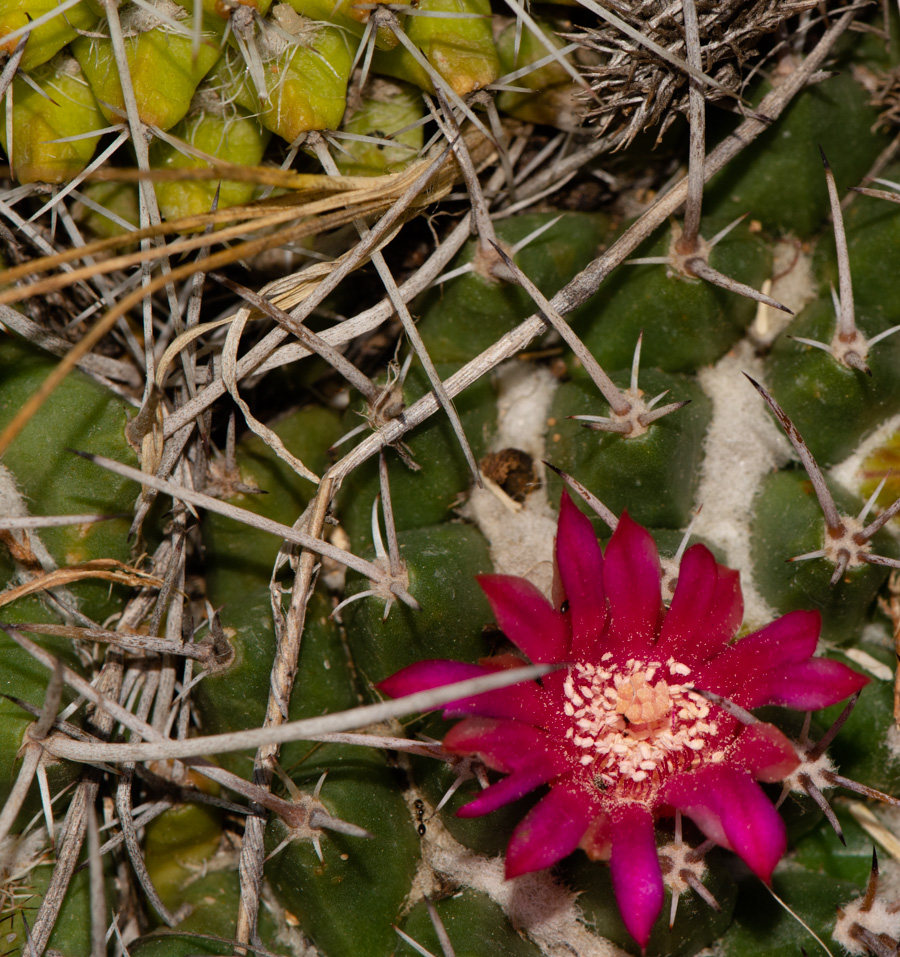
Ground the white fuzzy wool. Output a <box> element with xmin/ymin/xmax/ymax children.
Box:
<box><xmin>462</xmin><ymin>362</ymin><xmax>560</xmax><ymax>597</ymax></box>
<box><xmin>693</xmin><ymin>343</ymin><xmax>792</xmax><ymax>630</ymax></box>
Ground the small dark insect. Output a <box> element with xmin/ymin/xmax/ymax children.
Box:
<box><xmin>414</xmin><ymin>799</ymin><xmax>427</xmax><ymax>835</ymax></box>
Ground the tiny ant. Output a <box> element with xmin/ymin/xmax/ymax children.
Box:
<box><xmin>414</xmin><ymin>799</ymin><xmax>426</xmax><ymax>835</ymax></box>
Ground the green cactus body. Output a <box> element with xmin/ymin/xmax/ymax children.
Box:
<box><xmin>415</xmin><ymin>212</ymin><xmax>610</xmax><ymax>366</ymax></box>
<box><xmin>265</xmin><ymin>753</ymin><xmax>421</xmax><ymax>957</ymax></box>
<box><xmin>335</xmin><ymin>364</ymin><xmax>495</xmax><ymax>551</ymax></box>
<box><xmin>200</xmin><ymin>405</ymin><xmax>341</xmax><ymax>603</ymax></box>
<box><xmin>547</xmin><ymin>368</ymin><xmax>712</xmax><ymax>529</ymax></box>
<box><xmin>571</xmin><ymin>222</ymin><xmax>770</xmax><ymax>374</ymax></box>
<box><xmin>0</xmin><ymin>338</ymin><xmax>139</xmax><ymax>622</ymax></box>
<box><xmin>750</xmin><ymin>469</ymin><xmax>896</xmax><ymax>643</ymax></box>
<box><xmin>341</xmin><ymin>522</ymin><xmax>495</xmax><ymax>685</ymax></box>
<box><xmin>704</xmin><ymin>72</ymin><xmax>887</xmax><ymax>238</ymax></box>
<box><xmin>765</xmin><ymin>298</ymin><xmax>900</xmax><ymax>467</ymax></box>
<box><xmin>398</xmin><ymin>890</ymin><xmax>545</xmax><ymax>957</ymax></box>
<box><xmin>0</xmin><ymin>56</ymin><xmax>104</xmax><ymax>184</ymax></box>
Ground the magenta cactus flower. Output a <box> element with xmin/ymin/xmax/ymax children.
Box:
<box><xmin>379</xmin><ymin>493</ymin><xmax>869</xmax><ymax>948</ymax></box>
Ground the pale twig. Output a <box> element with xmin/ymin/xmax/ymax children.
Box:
<box><xmin>67</xmin><ymin>449</ymin><xmax>394</xmax><ymax>585</ymax></box>
<box><xmin>37</xmin><ymin>662</ymin><xmax>558</xmax><ymax>764</ymax></box>
<box><xmin>235</xmin><ymin>477</ymin><xmax>334</xmax><ymax>946</ymax></box>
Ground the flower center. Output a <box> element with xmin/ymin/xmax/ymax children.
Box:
<box><xmin>562</xmin><ymin>656</ymin><xmax>723</xmax><ymax>794</ymax></box>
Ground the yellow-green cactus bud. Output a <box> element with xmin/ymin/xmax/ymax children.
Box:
<box><xmin>495</xmin><ymin>20</ymin><xmax>580</xmax><ymax>128</ymax></box>
<box><xmin>71</xmin><ymin>0</ymin><xmax>221</xmax><ymax>131</ymax></box>
<box><xmin>334</xmin><ymin>79</ymin><xmax>423</xmax><ymax>176</ymax></box>
<box><xmin>373</xmin><ymin>0</ymin><xmax>498</xmax><ymax>95</ymax></box>
<box><xmin>149</xmin><ymin>91</ymin><xmax>271</xmax><ymax>222</ymax></box>
<box><xmin>219</xmin><ymin>6</ymin><xmax>352</xmax><ymax>143</ymax></box>
<box><xmin>0</xmin><ymin>0</ymin><xmax>98</xmax><ymax>71</ymax></box>
<box><xmin>0</xmin><ymin>56</ymin><xmax>104</xmax><ymax>184</ymax></box>
<box><xmin>284</xmin><ymin>0</ymin><xmax>400</xmax><ymax>50</ymax></box>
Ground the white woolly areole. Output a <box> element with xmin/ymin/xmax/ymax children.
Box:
<box><xmin>833</xmin><ymin>893</ymin><xmax>900</xmax><ymax>956</ymax></box>
<box><xmin>693</xmin><ymin>342</ymin><xmax>792</xmax><ymax>631</ymax></box>
<box><xmin>121</xmin><ymin>0</ymin><xmax>189</xmax><ymax>34</ymax></box>
<box><xmin>462</xmin><ymin>362</ymin><xmax>559</xmax><ymax>596</ymax></box>
<box><xmin>493</xmin><ymin>361</ymin><xmax>559</xmax><ymax>457</ymax></box>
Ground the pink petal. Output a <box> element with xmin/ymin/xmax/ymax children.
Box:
<box><xmin>609</xmin><ymin>803</ymin><xmax>664</xmax><ymax>949</ymax></box>
<box><xmin>457</xmin><ymin>760</ymin><xmax>565</xmax><ymax>817</ymax></box>
<box><xmin>443</xmin><ymin>717</ymin><xmax>566</xmax><ymax>774</ymax></box>
<box><xmin>378</xmin><ymin>660</ymin><xmax>549</xmax><ymax>724</ymax></box>
<box><xmin>729</xmin><ymin>723</ymin><xmax>799</xmax><ymax>783</ymax></box>
<box><xmin>664</xmin><ymin>765</ymin><xmax>786</xmax><ymax>882</ymax></box>
<box><xmin>696</xmin><ymin>610</ymin><xmax>821</xmax><ymax>702</ymax></box>
<box><xmin>603</xmin><ymin>512</ymin><xmax>662</xmax><ymax>649</ymax></box>
<box><xmin>658</xmin><ymin>544</ymin><xmax>718</xmax><ymax>659</ymax></box>
<box><xmin>703</xmin><ymin>565</ymin><xmax>743</xmax><ymax>656</ymax></box>
<box><xmin>505</xmin><ymin>784</ymin><xmax>598</xmax><ymax>878</ymax></box>
<box><xmin>744</xmin><ymin>658</ymin><xmax>869</xmax><ymax>710</ymax></box>
<box><xmin>555</xmin><ymin>492</ymin><xmax>608</xmax><ymax>659</ymax></box>
<box><xmin>478</xmin><ymin>575</ymin><xmax>569</xmax><ymax>664</ymax></box>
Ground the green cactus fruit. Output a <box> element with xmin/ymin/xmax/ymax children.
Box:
<box><xmin>398</xmin><ymin>890</ymin><xmax>544</xmax><ymax>957</ymax></box>
<box><xmin>284</xmin><ymin>0</ymin><xmax>401</xmax><ymax>50</ymax></box>
<box><xmin>0</xmin><ymin>0</ymin><xmax>98</xmax><ymax>71</ymax></box>
<box><xmin>333</xmin><ymin>80</ymin><xmax>423</xmax><ymax>177</ymax></box>
<box><xmin>74</xmin><ymin>180</ymin><xmax>142</xmax><ymax>239</ymax></box>
<box><xmin>149</xmin><ymin>93</ymin><xmax>271</xmax><ymax>222</ymax></box>
<box><xmin>415</xmin><ymin>212</ymin><xmax>611</xmax><ymax>366</ymax></box>
<box><xmin>341</xmin><ymin>522</ymin><xmax>494</xmax><ymax>686</ymax></box>
<box><xmin>547</xmin><ymin>367</ymin><xmax>712</xmax><ymax>529</ymax></box>
<box><xmin>0</xmin><ymin>337</ymin><xmax>140</xmax><ymax>623</ymax></box>
<box><xmin>191</xmin><ymin>586</ymin><xmax>357</xmax><ymax>778</ymax></box>
<box><xmin>495</xmin><ymin>21</ymin><xmax>580</xmax><ymax>128</ymax></box>
<box><xmin>265</xmin><ymin>752</ymin><xmax>420</xmax><ymax>957</ymax></box>
<box><xmin>143</xmin><ymin>799</ymin><xmax>224</xmax><ymax>910</ymax></box>
<box><xmin>200</xmin><ymin>405</ymin><xmax>342</xmax><ymax>603</ymax></box>
<box><xmin>335</xmin><ymin>363</ymin><xmax>495</xmax><ymax>551</ymax></box>
<box><xmin>750</xmin><ymin>469</ymin><xmax>897</xmax><ymax>643</ymax></box>
<box><xmin>71</xmin><ymin>2</ymin><xmax>220</xmax><ymax>131</ymax></box>
<box><xmin>371</xmin><ymin>0</ymin><xmax>499</xmax><ymax>95</ymax></box>
<box><xmin>560</xmin><ymin>847</ymin><xmax>737</xmax><ymax>957</ymax></box>
<box><xmin>219</xmin><ymin>8</ymin><xmax>353</xmax><ymax>143</ymax></box>
<box><xmin>704</xmin><ymin>72</ymin><xmax>886</xmax><ymax>238</ymax></box>
<box><xmin>570</xmin><ymin>220</ymin><xmax>770</xmax><ymax>374</ymax></box>
<box><xmin>0</xmin><ymin>56</ymin><xmax>104</xmax><ymax>184</ymax></box>
<box><xmin>169</xmin><ymin>0</ymin><xmax>274</xmax><ymax>23</ymax></box>
<box><xmin>764</xmin><ymin>297</ymin><xmax>900</xmax><ymax>468</ymax></box>
<box><xmin>127</xmin><ymin>869</ymin><xmax>283</xmax><ymax>957</ymax></box>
